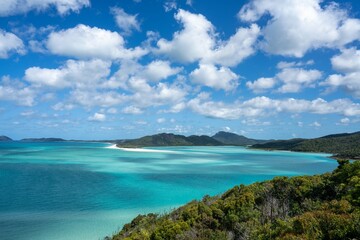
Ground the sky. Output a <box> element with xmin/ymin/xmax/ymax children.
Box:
<box><xmin>1</xmin><ymin>0</ymin><xmax>360</xmax><ymax>140</ymax></box>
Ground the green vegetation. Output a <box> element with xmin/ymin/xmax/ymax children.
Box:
<box><xmin>212</xmin><ymin>131</ymin><xmax>269</xmax><ymax>146</ymax></box>
<box><xmin>117</xmin><ymin>133</ymin><xmax>222</xmax><ymax>148</ymax></box>
<box><xmin>110</xmin><ymin>160</ymin><xmax>360</xmax><ymax>240</ymax></box>
<box><xmin>252</xmin><ymin>131</ymin><xmax>360</xmax><ymax>159</ymax></box>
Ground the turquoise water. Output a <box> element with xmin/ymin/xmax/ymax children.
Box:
<box><xmin>0</xmin><ymin>142</ymin><xmax>338</xmax><ymax>240</ymax></box>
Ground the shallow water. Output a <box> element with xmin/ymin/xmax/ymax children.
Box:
<box><xmin>0</xmin><ymin>142</ymin><xmax>337</xmax><ymax>240</ymax></box>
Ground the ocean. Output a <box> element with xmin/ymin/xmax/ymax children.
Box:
<box><xmin>0</xmin><ymin>142</ymin><xmax>338</xmax><ymax>240</ymax></box>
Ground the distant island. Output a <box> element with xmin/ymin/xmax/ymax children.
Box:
<box><xmin>0</xmin><ymin>135</ymin><xmax>12</xmax><ymax>141</ymax></box>
<box><xmin>116</xmin><ymin>131</ymin><xmax>360</xmax><ymax>160</ymax></box>
<box><xmin>116</xmin><ymin>132</ymin><xmax>268</xmax><ymax>148</ymax></box>
<box><xmin>20</xmin><ymin>138</ymin><xmax>66</xmax><ymax>142</ymax></box>
<box><xmin>212</xmin><ymin>131</ymin><xmax>270</xmax><ymax>146</ymax></box>
<box><xmin>116</xmin><ymin>133</ymin><xmax>223</xmax><ymax>148</ymax></box>
<box><xmin>2</xmin><ymin>131</ymin><xmax>360</xmax><ymax>159</ymax></box>
<box><xmin>251</xmin><ymin>131</ymin><xmax>360</xmax><ymax>160</ymax></box>
<box><xmin>110</xmin><ymin>160</ymin><xmax>360</xmax><ymax>239</ymax></box>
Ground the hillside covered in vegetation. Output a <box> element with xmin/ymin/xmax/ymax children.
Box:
<box><xmin>117</xmin><ymin>133</ymin><xmax>223</xmax><ymax>148</ymax></box>
<box><xmin>252</xmin><ymin>131</ymin><xmax>360</xmax><ymax>159</ymax></box>
<box><xmin>212</xmin><ymin>131</ymin><xmax>269</xmax><ymax>146</ymax></box>
<box><xmin>0</xmin><ymin>135</ymin><xmax>12</xmax><ymax>141</ymax></box>
<box><xmin>110</xmin><ymin>160</ymin><xmax>360</xmax><ymax>240</ymax></box>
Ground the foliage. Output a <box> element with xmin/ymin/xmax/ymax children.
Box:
<box><xmin>110</xmin><ymin>161</ymin><xmax>360</xmax><ymax>240</ymax></box>
<box><xmin>117</xmin><ymin>133</ymin><xmax>223</xmax><ymax>148</ymax></box>
<box><xmin>212</xmin><ymin>131</ymin><xmax>269</xmax><ymax>146</ymax></box>
<box><xmin>252</xmin><ymin>131</ymin><xmax>360</xmax><ymax>159</ymax></box>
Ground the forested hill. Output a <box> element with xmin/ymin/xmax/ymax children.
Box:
<box><xmin>109</xmin><ymin>160</ymin><xmax>360</xmax><ymax>240</ymax></box>
<box><xmin>117</xmin><ymin>133</ymin><xmax>223</xmax><ymax>148</ymax></box>
<box><xmin>20</xmin><ymin>138</ymin><xmax>66</xmax><ymax>142</ymax></box>
<box><xmin>212</xmin><ymin>131</ymin><xmax>269</xmax><ymax>146</ymax></box>
<box><xmin>252</xmin><ymin>131</ymin><xmax>360</xmax><ymax>159</ymax></box>
<box><xmin>0</xmin><ymin>136</ymin><xmax>12</xmax><ymax>141</ymax></box>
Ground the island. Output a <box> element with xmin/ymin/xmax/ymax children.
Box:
<box><xmin>20</xmin><ymin>138</ymin><xmax>66</xmax><ymax>142</ymax></box>
<box><xmin>0</xmin><ymin>135</ymin><xmax>12</xmax><ymax>141</ymax></box>
<box><xmin>251</xmin><ymin>131</ymin><xmax>360</xmax><ymax>160</ymax></box>
<box><xmin>116</xmin><ymin>133</ymin><xmax>223</xmax><ymax>148</ymax></box>
<box><xmin>116</xmin><ymin>131</ymin><xmax>360</xmax><ymax>161</ymax></box>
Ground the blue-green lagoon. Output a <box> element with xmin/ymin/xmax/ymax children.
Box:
<box><xmin>0</xmin><ymin>142</ymin><xmax>338</xmax><ymax>240</ymax></box>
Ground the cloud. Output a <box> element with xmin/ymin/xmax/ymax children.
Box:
<box><xmin>167</xmin><ymin>102</ymin><xmax>186</xmax><ymax>113</ymax></box>
<box><xmin>157</xmin><ymin>118</ymin><xmax>166</xmax><ymax>123</ymax></box>
<box><xmin>107</xmin><ymin>108</ymin><xmax>118</xmax><ymax>114</ymax></box>
<box><xmin>246</xmin><ymin>77</ymin><xmax>276</xmax><ymax>93</ymax></box>
<box><xmin>322</xmin><ymin>48</ymin><xmax>360</xmax><ymax>98</ymax></box>
<box><xmin>111</xmin><ymin>7</ymin><xmax>140</xmax><ymax>35</ymax></box>
<box><xmin>310</xmin><ymin>121</ymin><xmax>321</xmax><ymax>127</ymax></box>
<box><xmin>164</xmin><ymin>1</ymin><xmax>177</xmax><ymax>12</ymax></box>
<box><xmin>222</xmin><ymin>126</ymin><xmax>231</xmax><ymax>131</ymax></box>
<box><xmin>337</xmin><ymin>117</ymin><xmax>350</xmax><ymax>126</ymax></box>
<box><xmin>188</xmin><ymin>94</ymin><xmax>360</xmax><ymax>120</ymax></box>
<box><xmin>277</xmin><ymin>68</ymin><xmax>322</xmax><ymax>93</ymax></box>
<box><xmin>25</xmin><ymin>59</ymin><xmax>111</xmax><ymax>89</ymax></box>
<box><xmin>0</xmin><ymin>30</ymin><xmax>25</xmax><ymax>58</ymax></box>
<box><xmin>247</xmin><ymin>67</ymin><xmax>322</xmax><ymax>93</ymax></box>
<box><xmin>331</xmin><ymin>48</ymin><xmax>360</xmax><ymax>73</ymax></box>
<box><xmin>238</xmin><ymin>0</ymin><xmax>360</xmax><ymax>57</ymax></box>
<box><xmin>23</xmin><ymin>58</ymin><xmax>186</xmax><ymax>110</ymax></box>
<box><xmin>129</xmin><ymin>80</ymin><xmax>187</xmax><ymax>108</ymax></box>
<box><xmin>277</xmin><ymin>60</ymin><xmax>314</xmax><ymax>69</ymax></box>
<box><xmin>88</xmin><ymin>113</ymin><xmax>106</xmax><ymax>122</ymax></box>
<box><xmin>190</xmin><ymin>64</ymin><xmax>239</xmax><ymax>91</ymax></box>
<box><xmin>52</xmin><ymin>102</ymin><xmax>75</xmax><ymax>111</ymax></box>
<box><xmin>109</xmin><ymin>61</ymin><xmax>188</xmax><ymax>109</ymax></box>
<box><xmin>122</xmin><ymin>106</ymin><xmax>143</xmax><ymax>114</ymax></box>
<box><xmin>155</xmin><ymin>9</ymin><xmax>215</xmax><ymax>63</ymax></box>
<box><xmin>241</xmin><ymin>119</ymin><xmax>271</xmax><ymax>126</ymax></box>
<box><xmin>69</xmin><ymin>90</ymin><xmax>127</xmax><ymax>108</ymax></box>
<box><xmin>139</xmin><ymin>60</ymin><xmax>182</xmax><ymax>81</ymax></box>
<box><xmin>20</xmin><ymin>111</ymin><xmax>35</xmax><ymax>116</ymax></box>
<box><xmin>155</xmin><ymin>9</ymin><xmax>259</xmax><ymax>67</ymax></box>
<box><xmin>104</xmin><ymin>60</ymin><xmax>181</xmax><ymax>89</ymax></box>
<box><xmin>203</xmin><ymin>24</ymin><xmax>260</xmax><ymax>67</ymax></box>
<box><xmin>46</xmin><ymin>24</ymin><xmax>147</xmax><ymax>60</ymax></box>
<box><xmin>0</xmin><ymin>76</ymin><xmax>36</xmax><ymax>106</ymax></box>
<box><xmin>0</xmin><ymin>0</ymin><xmax>89</xmax><ymax>16</ymax></box>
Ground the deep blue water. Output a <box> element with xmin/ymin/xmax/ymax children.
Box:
<box><xmin>0</xmin><ymin>142</ymin><xmax>338</xmax><ymax>240</ymax></box>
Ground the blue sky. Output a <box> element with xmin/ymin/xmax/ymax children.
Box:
<box><xmin>1</xmin><ymin>0</ymin><xmax>360</xmax><ymax>140</ymax></box>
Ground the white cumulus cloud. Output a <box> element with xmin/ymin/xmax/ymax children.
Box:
<box><xmin>188</xmin><ymin>94</ymin><xmax>360</xmax><ymax>120</ymax></box>
<box><xmin>88</xmin><ymin>113</ymin><xmax>106</xmax><ymax>122</ymax></box>
<box><xmin>139</xmin><ymin>60</ymin><xmax>182</xmax><ymax>82</ymax></box>
<box><xmin>155</xmin><ymin>9</ymin><xmax>215</xmax><ymax>63</ymax></box>
<box><xmin>46</xmin><ymin>24</ymin><xmax>147</xmax><ymax>60</ymax></box>
<box><xmin>247</xmin><ymin>67</ymin><xmax>322</xmax><ymax>93</ymax></box>
<box><xmin>111</xmin><ymin>7</ymin><xmax>141</xmax><ymax>35</ymax></box>
<box><xmin>25</xmin><ymin>59</ymin><xmax>111</xmax><ymax>89</ymax></box>
<box><xmin>155</xmin><ymin>9</ymin><xmax>259</xmax><ymax>67</ymax></box>
<box><xmin>0</xmin><ymin>76</ymin><xmax>36</xmax><ymax>106</ymax></box>
<box><xmin>190</xmin><ymin>64</ymin><xmax>239</xmax><ymax>91</ymax></box>
<box><xmin>277</xmin><ymin>68</ymin><xmax>322</xmax><ymax>93</ymax></box>
<box><xmin>0</xmin><ymin>0</ymin><xmax>89</xmax><ymax>16</ymax></box>
<box><xmin>246</xmin><ymin>77</ymin><xmax>276</xmax><ymax>93</ymax></box>
<box><xmin>0</xmin><ymin>30</ymin><xmax>25</xmax><ymax>58</ymax></box>
<box><xmin>322</xmin><ymin>48</ymin><xmax>360</xmax><ymax>98</ymax></box>
<box><xmin>122</xmin><ymin>106</ymin><xmax>143</xmax><ymax>114</ymax></box>
<box><xmin>238</xmin><ymin>0</ymin><xmax>360</xmax><ymax>57</ymax></box>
